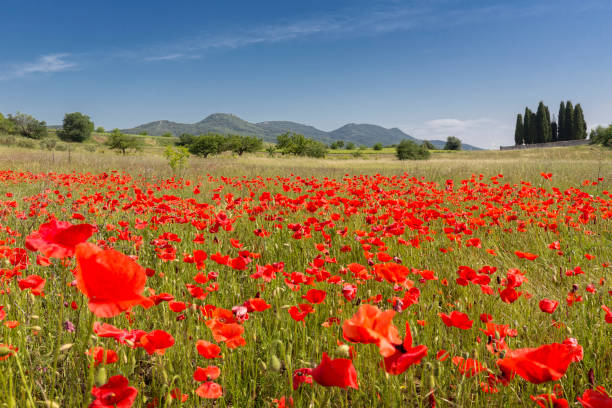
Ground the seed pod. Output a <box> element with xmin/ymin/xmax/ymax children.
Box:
<box><xmin>270</xmin><ymin>355</ymin><xmax>282</xmax><ymax>372</ymax></box>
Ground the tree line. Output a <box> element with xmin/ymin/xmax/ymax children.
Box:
<box><xmin>514</xmin><ymin>101</ymin><xmax>587</xmax><ymax>145</ymax></box>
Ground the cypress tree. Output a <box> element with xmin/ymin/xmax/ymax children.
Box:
<box><xmin>544</xmin><ymin>105</ymin><xmax>552</xmax><ymax>142</ymax></box>
<box><xmin>528</xmin><ymin>110</ymin><xmax>537</xmax><ymax>145</ymax></box>
<box><xmin>551</xmin><ymin>121</ymin><xmax>558</xmax><ymax>142</ymax></box>
<box><xmin>573</xmin><ymin>104</ymin><xmax>587</xmax><ymax>139</ymax></box>
<box><xmin>558</xmin><ymin>102</ymin><xmax>566</xmax><ymax>141</ymax></box>
<box><xmin>523</xmin><ymin>108</ymin><xmax>532</xmax><ymax>144</ymax></box>
<box><xmin>536</xmin><ymin>102</ymin><xmax>551</xmax><ymax>143</ymax></box>
<box><xmin>514</xmin><ymin>114</ymin><xmax>524</xmax><ymax>145</ymax></box>
<box><xmin>565</xmin><ymin>101</ymin><xmax>574</xmax><ymax>140</ymax></box>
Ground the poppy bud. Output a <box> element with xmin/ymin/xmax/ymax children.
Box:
<box><xmin>336</xmin><ymin>344</ymin><xmax>351</xmax><ymax>359</ymax></box>
<box><xmin>588</xmin><ymin>368</ymin><xmax>595</xmax><ymax>386</ymax></box>
<box><xmin>571</xmin><ymin>284</ymin><xmax>578</xmax><ymax>292</ymax></box>
<box><xmin>499</xmin><ymin>350</ymin><xmax>506</xmax><ymax>359</ymax></box>
<box><xmin>0</xmin><ymin>346</ymin><xmax>13</xmax><ymax>357</ymax></box>
<box><xmin>95</xmin><ymin>367</ymin><xmax>107</xmax><ymax>386</ymax></box>
<box><xmin>270</xmin><ymin>355</ymin><xmax>282</xmax><ymax>372</ymax></box>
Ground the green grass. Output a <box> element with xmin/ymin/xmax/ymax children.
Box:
<box><xmin>0</xmin><ymin>145</ymin><xmax>609</xmax><ymax>407</ymax></box>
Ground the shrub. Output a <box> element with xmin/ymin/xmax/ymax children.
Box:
<box><xmin>373</xmin><ymin>143</ymin><xmax>383</xmax><ymax>151</ymax></box>
<box><xmin>421</xmin><ymin>140</ymin><xmax>435</xmax><ymax>150</ymax></box>
<box><xmin>276</xmin><ymin>132</ymin><xmax>327</xmax><ymax>158</ymax></box>
<box><xmin>589</xmin><ymin>125</ymin><xmax>612</xmax><ymax>148</ymax></box>
<box><xmin>396</xmin><ymin>139</ymin><xmax>431</xmax><ymax>160</ymax></box>
<box><xmin>106</xmin><ymin>129</ymin><xmax>143</xmax><ymax>155</ymax></box>
<box><xmin>164</xmin><ymin>146</ymin><xmax>190</xmax><ymax>171</ymax></box>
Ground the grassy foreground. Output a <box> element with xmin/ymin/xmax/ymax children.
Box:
<box><xmin>0</xmin><ymin>145</ymin><xmax>610</xmax><ymax>407</ymax></box>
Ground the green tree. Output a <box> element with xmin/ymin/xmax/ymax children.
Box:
<box><xmin>176</xmin><ymin>133</ymin><xmax>195</xmax><ymax>147</ymax></box>
<box><xmin>396</xmin><ymin>139</ymin><xmax>430</xmax><ymax>160</ymax></box>
<box><xmin>444</xmin><ymin>136</ymin><xmax>461</xmax><ymax>150</ymax></box>
<box><xmin>372</xmin><ymin>142</ymin><xmax>383</xmax><ymax>150</ymax></box>
<box><xmin>161</xmin><ymin>132</ymin><xmax>173</xmax><ymax>138</ymax></box>
<box><xmin>0</xmin><ymin>113</ymin><xmax>15</xmax><ymax>134</ymax></box>
<box><xmin>535</xmin><ymin>101</ymin><xmax>551</xmax><ymax>143</ymax></box>
<box><xmin>564</xmin><ymin>101</ymin><xmax>574</xmax><ymax>140</ymax></box>
<box><xmin>523</xmin><ymin>108</ymin><xmax>533</xmax><ymax>144</ymax></box>
<box><xmin>105</xmin><ymin>129</ymin><xmax>143</xmax><ymax>155</ymax></box>
<box><xmin>96</xmin><ymin>126</ymin><xmax>105</xmax><ymax>133</ymax></box>
<box><xmin>514</xmin><ymin>114</ymin><xmax>524</xmax><ymax>145</ymax></box>
<box><xmin>421</xmin><ymin>140</ymin><xmax>435</xmax><ymax>150</ymax></box>
<box><xmin>188</xmin><ymin>134</ymin><xmax>225</xmax><ymax>157</ymax></box>
<box><xmin>329</xmin><ymin>140</ymin><xmax>344</xmax><ymax>149</ymax></box>
<box><xmin>276</xmin><ymin>132</ymin><xmax>327</xmax><ymax>158</ymax></box>
<box><xmin>8</xmin><ymin>112</ymin><xmax>48</xmax><ymax>139</ymax></box>
<box><xmin>551</xmin><ymin>121</ymin><xmax>558</xmax><ymax>142</ymax></box>
<box><xmin>573</xmin><ymin>104</ymin><xmax>587</xmax><ymax>140</ymax></box>
<box><xmin>57</xmin><ymin>112</ymin><xmax>93</xmax><ymax>142</ymax></box>
<box><xmin>225</xmin><ymin>135</ymin><xmax>263</xmax><ymax>155</ymax></box>
<box><xmin>558</xmin><ymin>102</ymin><xmax>566</xmax><ymax>141</ymax></box>
<box><xmin>345</xmin><ymin>142</ymin><xmax>355</xmax><ymax>150</ymax></box>
<box><xmin>589</xmin><ymin>124</ymin><xmax>612</xmax><ymax>147</ymax></box>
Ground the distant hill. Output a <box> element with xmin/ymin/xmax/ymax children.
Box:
<box><xmin>122</xmin><ymin>113</ymin><xmax>482</xmax><ymax>150</ymax></box>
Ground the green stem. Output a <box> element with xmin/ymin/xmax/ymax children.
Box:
<box><xmin>14</xmin><ymin>352</ymin><xmax>36</xmax><ymax>408</ymax></box>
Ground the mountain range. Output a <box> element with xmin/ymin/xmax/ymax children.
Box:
<box><xmin>121</xmin><ymin>113</ymin><xmax>481</xmax><ymax>150</ymax></box>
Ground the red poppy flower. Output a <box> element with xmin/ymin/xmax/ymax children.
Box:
<box><xmin>302</xmin><ymin>289</ymin><xmax>327</xmax><ymax>304</ymax></box>
<box><xmin>140</xmin><ymin>330</ymin><xmax>175</xmax><ymax>355</ymax></box>
<box><xmin>439</xmin><ymin>311</ymin><xmax>473</xmax><ymax>330</ymax></box>
<box><xmin>539</xmin><ymin>299</ymin><xmax>559</xmax><ymax>314</ymax></box>
<box><xmin>90</xmin><ymin>375</ymin><xmax>137</xmax><ymax>408</ymax></box>
<box><xmin>0</xmin><ymin>306</ymin><xmax>5</xmax><ymax>322</ymax></box>
<box><xmin>207</xmin><ymin>322</ymin><xmax>246</xmax><ymax>349</ymax></box>
<box><xmin>311</xmin><ymin>352</ymin><xmax>358</xmax><ymax>389</ymax></box>
<box><xmin>373</xmin><ymin>262</ymin><xmax>410</xmax><ymax>284</ymax></box>
<box><xmin>75</xmin><ymin>243</ymin><xmax>154</xmax><ymax>318</ymax></box>
<box><xmin>452</xmin><ymin>356</ymin><xmax>487</xmax><ymax>377</ymax></box>
<box><xmin>515</xmin><ymin>251</ymin><xmax>538</xmax><ymax>261</ymax></box>
<box><xmin>602</xmin><ymin>305</ymin><xmax>612</xmax><ymax>324</ymax></box>
<box><xmin>86</xmin><ymin>347</ymin><xmax>118</xmax><ymax>367</ymax></box>
<box><xmin>292</xmin><ymin>368</ymin><xmax>313</xmax><ymax>390</ymax></box>
<box><xmin>342</xmin><ymin>304</ymin><xmax>402</xmax><ymax>357</ymax></box>
<box><xmin>194</xmin><ymin>365</ymin><xmax>221</xmax><ymax>382</ymax></box>
<box><xmin>196</xmin><ymin>340</ymin><xmax>221</xmax><ymax>359</ymax></box>
<box><xmin>382</xmin><ymin>322</ymin><xmax>428</xmax><ymax>375</ymax></box>
<box><xmin>26</xmin><ymin>219</ymin><xmax>94</xmax><ymax>258</ymax></box>
<box><xmin>195</xmin><ymin>381</ymin><xmax>223</xmax><ymax>399</ymax></box>
<box><xmin>497</xmin><ymin>342</ymin><xmax>581</xmax><ymax>384</ymax></box>
<box><xmin>577</xmin><ymin>386</ymin><xmax>612</xmax><ymax>407</ymax></box>
<box><xmin>530</xmin><ymin>393</ymin><xmax>568</xmax><ymax>408</ymax></box>
<box><xmin>18</xmin><ymin>275</ymin><xmax>46</xmax><ymax>296</ymax></box>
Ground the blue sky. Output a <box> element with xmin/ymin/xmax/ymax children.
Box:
<box><xmin>1</xmin><ymin>0</ymin><xmax>611</xmax><ymax>148</ymax></box>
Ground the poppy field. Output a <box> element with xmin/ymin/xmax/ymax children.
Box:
<box><xmin>0</xmin><ymin>156</ymin><xmax>611</xmax><ymax>407</ymax></box>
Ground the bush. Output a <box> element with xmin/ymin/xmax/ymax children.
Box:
<box><xmin>276</xmin><ymin>132</ymin><xmax>327</xmax><ymax>158</ymax></box>
<box><xmin>421</xmin><ymin>140</ymin><xmax>435</xmax><ymax>150</ymax></box>
<box><xmin>16</xmin><ymin>139</ymin><xmax>36</xmax><ymax>149</ymax></box>
<box><xmin>444</xmin><ymin>136</ymin><xmax>462</xmax><ymax>151</ymax></box>
<box><xmin>373</xmin><ymin>143</ymin><xmax>383</xmax><ymax>151</ymax></box>
<box><xmin>57</xmin><ymin>112</ymin><xmax>94</xmax><ymax>142</ymax></box>
<box><xmin>345</xmin><ymin>142</ymin><xmax>355</xmax><ymax>150</ymax></box>
<box><xmin>589</xmin><ymin>125</ymin><xmax>612</xmax><ymax>148</ymax></box>
<box><xmin>396</xmin><ymin>139</ymin><xmax>431</xmax><ymax>160</ymax></box>
<box><xmin>96</xmin><ymin>126</ymin><xmax>105</xmax><ymax>133</ymax></box>
<box><xmin>329</xmin><ymin>141</ymin><xmax>344</xmax><ymax>150</ymax></box>
<box><xmin>0</xmin><ymin>113</ymin><xmax>15</xmax><ymax>134</ymax></box>
<box><xmin>164</xmin><ymin>146</ymin><xmax>190</xmax><ymax>171</ymax></box>
<box><xmin>40</xmin><ymin>137</ymin><xmax>58</xmax><ymax>151</ymax></box>
<box><xmin>0</xmin><ymin>135</ymin><xmax>16</xmax><ymax>146</ymax></box>
<box><xmin>224</xmin><ymin>135</ymin><xmax>263</xmax><ymax>156</ymax></box>
<box><xmin>161</xmin><ymin>132</ymin><xmax>173</xmax><ymax>138</ymax></box>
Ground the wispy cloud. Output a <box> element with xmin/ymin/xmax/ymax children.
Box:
<box><xmin>144</xmin><ymin>53</ymin><xmax>200</xmax><ymax>62</ymax></box>
<box><xmin>406</xmin><ymin>118</ymin><xmax>512</xmax><ymax>149</ymax></box>
<box><xmin>0</xmin><ymin>53</ymin><xmax>76</xmax><ymax>80</ymax></box>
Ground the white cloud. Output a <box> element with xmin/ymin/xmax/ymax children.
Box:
<box><xmin>405</xmin><ymin>118</ymin><xmax>512</xmax><ymax>150</ymax></box>
<box><xmin>0</xmin><ymin>53</ymin><xmax>76</xmax><ymax>80</ymax></box>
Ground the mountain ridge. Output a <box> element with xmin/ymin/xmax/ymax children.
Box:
<box><xmin>121</xmin><ymin>113</ymin><xmax>482</xmax><ymax>150</ymax></box>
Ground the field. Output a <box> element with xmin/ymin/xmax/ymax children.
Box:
<box><xmin>0</xmin><ymin>145</ymin><xmax>610</xmax><ymax>407</ymax></box>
